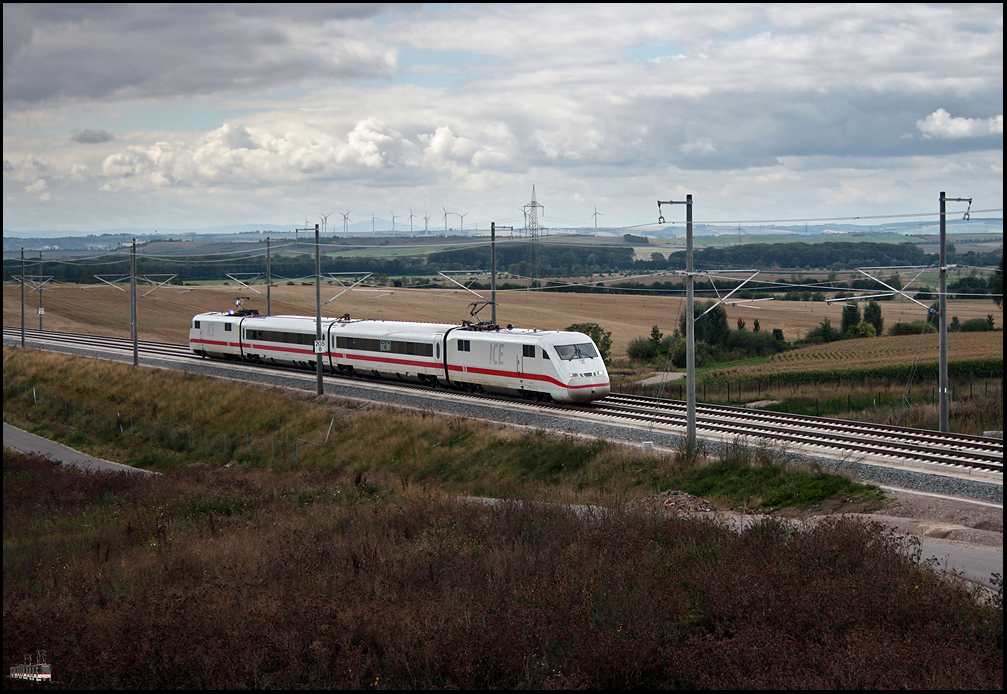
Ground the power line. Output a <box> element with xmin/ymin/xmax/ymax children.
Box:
<box><xmin>683</xmin><ymin>207</ymin><xmax>1002</xmax><ymax>226</ymax></box>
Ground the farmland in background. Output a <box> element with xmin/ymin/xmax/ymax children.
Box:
<box><xmin>3</xmin><ymin>278</ymin><xmax>1002</xmax><ymax>432</ymax></box>
<box><xmin>3</xmin><ymin>282</ymin><xmax>1001</xmax><ymax>357</ymax></box>
<box><xmin>707</xmin><ymin>332</ymin><xmax>1003</xmax><ymax>379</ymax></box>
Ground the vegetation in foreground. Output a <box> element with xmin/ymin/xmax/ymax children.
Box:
<box><xmin>3</xmin><ymin>448</ymin><xmax>1002</xmax><ymax>689</ymax></box>
<box><xmin>2</xmin><ymin>347</ymin><xmax>1000</xmax><ymax>687</ymax></box>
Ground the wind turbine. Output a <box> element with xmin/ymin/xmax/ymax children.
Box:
<box><xmin>442</xmin><ymin>206</ymin><xmax>451</xmax><ymax>234</ymax></box>
<box><xmin>390</xmin><ymin>210</ymin><xmax>398</xmax><ymax>235</ymax></box>
<box><xmin>423</xmin><ymin>211</ymin><xmax>430</xmax><ymax>236</ymax></box>
<box><xmin>592</xmin><ymin>205</ymin><xmax>602</xmax><ymax>230</ymax></box>
<box><xmin>408</xmin><ymin>208</ymin><xmax>416</xmax><ymax>235</ymax></box>
<box><xmin>456</xmin><ymin>212</ymin><xmax>467</xmax><ymax>232</ymax></box>
<box><xmin>371</xmin><ymin>212</ymin><xmax>376</xmax><ymax>237</ymax></box>
<box><xmin>341</xmin><ymin>211</ymin><xmax>351</xmax><ymax>235</ymax></box>
<box><xmin>320</xmin><ymin>213</ymin><xmax>331</xmax><ymax>236</ymax></box>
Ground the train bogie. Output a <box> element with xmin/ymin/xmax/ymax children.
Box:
<box><xmin>189</xmin><ymin>313</ymin><xmax>610</xmax><ymax>403</ymax></box>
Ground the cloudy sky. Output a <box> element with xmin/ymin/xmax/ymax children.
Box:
<box><xmin>3</xmin><ymin>3</ymin><xmax>1003</xmax><ymax>233</ymax></box>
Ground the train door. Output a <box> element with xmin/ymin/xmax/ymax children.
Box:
<box><xmin>520</xmin><ymin>343</ymin><xmax>536</xmax><ymax>389</ymax></box>
<box><xmin>434</xmin><ymin>333</ymin><xmax>444</xmax><ymax>378</ymax></box>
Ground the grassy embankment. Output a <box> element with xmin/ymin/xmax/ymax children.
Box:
<box><xmin>4</xmin><ymin>347</ymin><xmax>1002</xmax><ymax>688</ymax></box>
<box><xmin>3</xmin><ymin>347</ymin><xmax>879</xmax><ymax>506</ymax></box>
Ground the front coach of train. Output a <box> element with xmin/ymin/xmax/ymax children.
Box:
<box><xmin>550</xmin><ymin>333</ymin><xmax>611</xmax><ymax>403</ymax></box>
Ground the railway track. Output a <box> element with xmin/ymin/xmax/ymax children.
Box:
<box><xmin>587</xmin><ymin>395</ymin><xmax>1003</xmax><ymax>473</ymax></box>
<box><xmin>5</xmin><ymin>326</ymin><xmax>1003</xmax><ymax>478</ymax></box>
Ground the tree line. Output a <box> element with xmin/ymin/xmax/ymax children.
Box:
<box><xmin>2</xmin><ymin>240</ymin><xmax>1000</xmax><ymax>290</ymax></box>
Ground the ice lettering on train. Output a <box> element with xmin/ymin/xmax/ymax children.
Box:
<box><xmin>490</xmin><ymin>343</ymin><xmax>505</xmax><ymax>365</ymax></box>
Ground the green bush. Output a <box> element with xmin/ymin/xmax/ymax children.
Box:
<box><xmin>627</xmin><ymin>336</ymin><xmax>657</xmax><ymax>362</ymax></box>
<box><xmin>847</xmin><ymin>321</ymin><xmax>877</xmax><ymax>338</ymax></box>
<box><xmin>959</xmin><ymin>317</ymin><xmax>995</xmax><ymax>332</ymax></box>
<box><xmin>672</xmin><ymin>340</ymin><xmax>711</xmax><ymax>368</ymax></box>
<box><xmin>802</xmin><ymin>317</ymin><xmax>840</xmax><ymax>344</ymax></box>
<box><xmin>680</xmin><ymin>301</ymin><xmax>729</xmax><ymax>347</ymax></box>
<box><xmin>889</xmin><ymin>320</ymin><xmax>936</xmax><ymax>336</ymax></box>
<box><xmin>864</xmin><ymin>299</ymin><xmax>884</xmax><ymax>335</ymax></box>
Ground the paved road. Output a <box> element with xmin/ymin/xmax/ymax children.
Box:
<box><xmin>917</xmin><ymin>537</ymin><xmax>1003</xmax><ymax>590</ymax></box>
<box><xmin>3</xmin><ymin>423</ymin><xmax>157</xmax><ymax>475</ymax></box>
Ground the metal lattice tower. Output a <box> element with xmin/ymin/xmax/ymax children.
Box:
<box><xmin>523</xmin><ymin>185</ymin><xmax>544</xmax><ymax>239</ymax></box>
<box><xmin>523</xmin><ymin>186</ymin><xmax>544</xmax><ymax>283</ymax></box>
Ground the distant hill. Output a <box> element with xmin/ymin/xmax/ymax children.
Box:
<box><xmin>4</xmin><ymin>217</ymin><xmax>1001</xmax><ymax>252</ymax></box>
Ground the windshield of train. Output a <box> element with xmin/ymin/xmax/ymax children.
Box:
<box><xmin>555</xmin><ymin>343</ymin><xmax>598</xmax><ymax>360</ymax></box>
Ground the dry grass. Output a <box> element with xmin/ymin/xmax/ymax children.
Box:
<box><xmin>4</xmin><ymin>282</ymin><xmax>1002</xmax><ymax>357</ymax></box>
<box><xmin>3</xmin><ymin>447</ymin><xmax>1001</xmax><ymax>689</ymax></box>
<box><xmin>1</xmin><ymin>347</ymin><xmax>674</xmax><ymax>504</ymax></box>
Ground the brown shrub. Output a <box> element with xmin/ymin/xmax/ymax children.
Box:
<box><xmin>3</xmin><ymin>450</ymin><xmax>1001</xmax><ymax>689</ymax></box>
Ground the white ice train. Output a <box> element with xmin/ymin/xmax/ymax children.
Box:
<box><xmin>189</xmin><ymin>310</ymin><xmax>611</xmax><ymax>403</ymax></box>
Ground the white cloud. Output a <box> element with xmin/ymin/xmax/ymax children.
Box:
<box><xmin>2</xmin><ymin>4</ymin><xmax>1002</xmax><ymax>231</ymax></box>
<box><xmin>421</xmin><ymin>126</ymin><xmax>478</xmax><ymax>163</ymax></box>
<box><xmin>69</xmin><ymin>163</ymin><xmax>90</xmax><ymax>180</ymax></box>
<box><xmin>680</xmin><ymin>140</ymin><xmax>717</xmax><ymax>156</ymax></box>
<box><xmin>916</xmin><ymin>109</ymin><xmax>1003</xmax><ymax>139</ymax></box>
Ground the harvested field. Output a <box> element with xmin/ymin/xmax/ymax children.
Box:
<box><xmin>4</xmin><ymin>282</ymin><xmax>1002</xmax><ymax>360</ymax></box>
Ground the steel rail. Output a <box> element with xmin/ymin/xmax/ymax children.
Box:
<box><xmin>599</xmin><ymin>394</ymin><xmax>1003</xmax><ymax>456</ymax></box>
<box><xmin>585</xmin><ymin>400</ymin><xmax>1002</xmax><ymax>472</ymax></box>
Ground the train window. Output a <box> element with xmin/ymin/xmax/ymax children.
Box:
<box><xmin>542</xmin><ymin>348</ymin><xmax>549</xmax><ymax>359</ymax></box>
<box><xmin>555</xmin><ymin>343</ymin><xmax>599</xmax><ymax>360</ymax></box>
<box><xmin>335</xmin><ymin>336</ymin><xmax>433</xmax><ymax>357</ymax></box>
<box><xmin>225</xmin><ymin>323</ymin><xmax>232</xmax><ymax>332</ymax></box>
<box><xmin>436</xmin><ymin>343</ymin><xmax>440</xmax><ymax>360</ymax></box>
<box><xmin>254</xmin><ymin>331</ymin><xmax>313</xmax><ymax>345</ymax></box>
<box><xmin>523</xmin><ymin>345</ymin><xmax>535</xmax><ymax>358</ymax></box>
<box><xmin>193</xmin><ymin>320</ymin><xmax>200</xmax><ymax>329</ymax></box>
<box><xmin>458</xmin><ymin>340</ymin><xmax>470</xmax><ymax>352</ymax></box>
